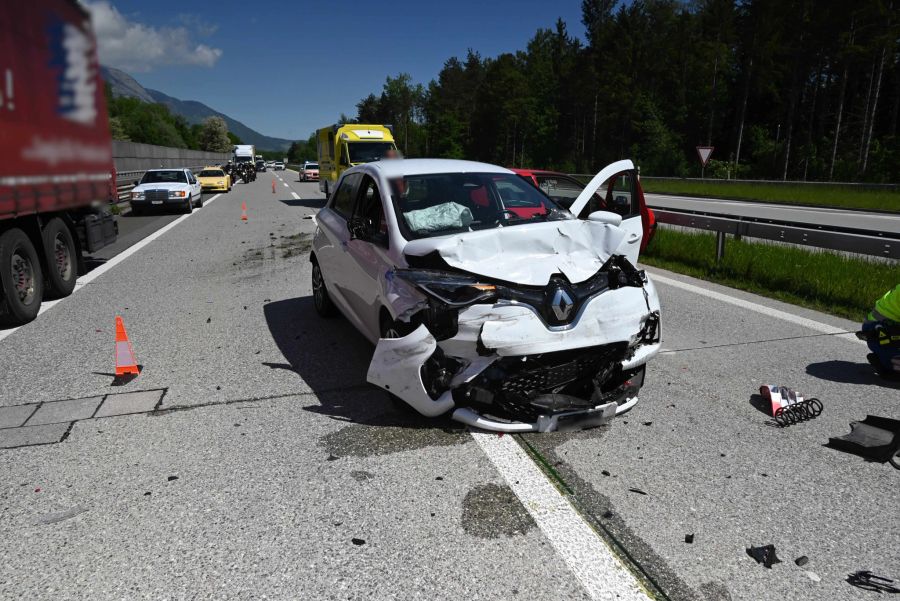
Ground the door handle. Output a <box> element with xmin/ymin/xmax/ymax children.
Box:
<box><xmin>627</xmin><ymin>233</ymin><xmax>640</xmax><ymax>242</ymax></box>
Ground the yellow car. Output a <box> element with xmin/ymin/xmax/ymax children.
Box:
<box><xmin>197</xmin><ymin>167</ymin><xmax>232</xmax><ymax>192</ymax></box>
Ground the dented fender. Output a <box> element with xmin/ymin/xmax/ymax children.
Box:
<box><xmin>366</xmin><ymin>325</ymin><xmax>455</xmax><ymax>417</ymax></box>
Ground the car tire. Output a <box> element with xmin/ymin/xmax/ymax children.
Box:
<box><xmin>41</xmin><ymin>217</ymin><xmax>77</xmax><ymax>299</ymax></box>
<box><xmin>0</xmin><ymin>228</ymin><xmax>44</xmax><ymax>326</ymax></box>
<box><xmin>183</xmin><ymin>198</ymin><xmax>193</xmax><ymax>214</ymax></box>
<box><xmin>195</xmin><ymin>194</ymin><xmax>204</xmax><ymax>209</ymax></box>
<box><xmin>311</xmin><ymin>260</ymin><xmax>338</xmax><ymax>317</ymax></box>
<box><xmin>130</xmin><ymin>205</ymin><xmax>143</xmax><ymax>216</ymax></box>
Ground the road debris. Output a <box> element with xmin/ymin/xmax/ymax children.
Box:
<box><xmin>847</xmin><ymin>570</ymin><xmax>900</xmax><ymax>593</ymax></box>
<box><xmin>794</xmin><ymin>556</ymin><xmax>809</xmax><ymax>567</ymax></box>
<box><xmin>828</xmin><ymin>415</ymin><xmax>900</xmax><ymax>468</ymax></box>
<box><xmin>759</xmin><ymin>385</ymin><xmax>823</xmax><ymax>427</ymax></box>
<box><xmin>37</xmin><ymin>505</ymin><xmax>87</xmax><ymax>525</ymax></box>
<box><xmin>627</xmin><ymin>488</ymin><xmax>648</xmax><ymax>495</ymax></box>
<box><xmin>747</xmin><ymin>544</ymin><xmax>782</xmax><ymax>568</ymax></box>
<box><xmin>351</xmin><ymin>538</ymin><xmax>366</xmax><ymax>546</ymax></box>
<box><xmin>167</xmin><ymin>475</ymin><xmax>178</xmax><ymax>482</ymax></box>
<box><xmin>684</xmin><ymin>534</ymin><xmax>694</xmax><ymax>544</ymax></box>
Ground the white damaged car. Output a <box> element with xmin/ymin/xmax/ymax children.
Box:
<box><xmin>310</xmin><ymin>159</ymin><xmax>661</xmax><ymax>432</ymax></box>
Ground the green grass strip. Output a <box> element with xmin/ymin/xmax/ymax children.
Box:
<box><xmin>641</xmin><ymin>180</ymin><xmax>900</xmax><ymax>212</ymax></box>
<box><xmin>642</xmin><ymin>228</ymin><xmax>900</xmax><ymax>321</ymax></box>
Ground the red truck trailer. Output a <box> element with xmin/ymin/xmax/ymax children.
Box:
<box><xmin>0</xmin><ymin>0</ymin><xmax>118</xmax><ymax>326</ymax></box>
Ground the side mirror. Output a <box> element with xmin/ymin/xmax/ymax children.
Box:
<box><xmin>347</xmin><ymin>217</ymin><xmax>368</xmax><ymax>240</ymax></box>
<box><xmin>133</xmin><ymin>180</ymin><xmax>139</xmax><ymax>186</ymax></box>
<box><xmin>587</xmin><ymin>211</ymin><xmax>623</xmax><ymax>226</ymax></box>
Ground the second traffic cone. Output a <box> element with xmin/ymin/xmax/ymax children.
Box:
<box><xmin>114</xmin><ymin>316</ymin><xmax>139</xmax><ymax>377</ymax></box>
<box><xmin>241</xmin><ymin>201</ymin><xmax>248</xmax><ymax>221</ymax></box>
<box><xmin>272</xmin><ymin>179</ymin><xmax>276</xmax><ymax>193</ymax></box>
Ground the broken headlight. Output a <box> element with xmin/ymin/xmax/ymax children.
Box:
<box><xmin>395</xmin><ymin>269</ymin><xmax>498</xmax><ymax>307</ymax></box>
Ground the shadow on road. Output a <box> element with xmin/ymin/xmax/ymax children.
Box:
<box><xmin>278</xmin><ymin>198</ymin><xmax>326</xmax><ymax>209</ymax></box>
<box><xmin>806</xmin><ymin>359</ymin><xmax>900</xmax><ymax>389</ymax></box>
<box><xmin>263</xmin><ymin>296</ymin><xmax>442</xmax><ymax>428</ymax></box>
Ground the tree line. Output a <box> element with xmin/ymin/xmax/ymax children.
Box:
<box><xmin>105</xmin><ymin>85</ymin><xmax>242</xmax><ymax>152</ymax></box>
<box><xmin>329</xmin><ymin>0</ymin><xmax>898</xmax><ymax>182</ymax></box>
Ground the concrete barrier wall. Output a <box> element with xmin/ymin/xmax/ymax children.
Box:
<box><xmin>112</xmin><ymin>141</ymin><xmax>231</xmax><ymax>172</ymax></box>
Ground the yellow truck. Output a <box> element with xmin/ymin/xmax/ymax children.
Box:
<box><xmin>317</xmin><ymin>124</ymin><xmax>398</xmax><ymax>195</ymax></box>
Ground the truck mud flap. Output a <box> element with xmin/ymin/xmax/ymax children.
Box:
<box><xmin>366</xmin><ymin>325</ymin><xmax>455</xmax><ymax>417</ymax></box>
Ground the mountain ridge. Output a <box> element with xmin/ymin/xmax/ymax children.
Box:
<box><xmin>101</xmin><ymin>66</ymin><xmax>292</xmax><ymax>152</ymax></box>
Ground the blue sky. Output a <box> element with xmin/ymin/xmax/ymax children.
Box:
<box><xmin>86</xmin><ymin>0</ymin><xmax>586</xmax><ymax>142</ymax></box>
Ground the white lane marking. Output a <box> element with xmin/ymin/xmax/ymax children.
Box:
<box><xmin>291</xmin><ymin>192</ymin><xmax>300</xmax><ymax>200</ymax></box>
<box><xmin>0</xmin><ymin>194</ymin><xmax>222</xmax><ymax>343</ymax></box>
<box><xmin>472</xmin><ymin>431</ymin><xmax>651</xmax><ymax>601</ymax></box>
<box><xmin>649</xmin><ymin>272</ymin><xmax>864</xmax><ymax>345</ymax></box>
<box><xmin>282</xmin><ymin>182</ymin><xmax>289</xmax><ymax>188</ymax></box>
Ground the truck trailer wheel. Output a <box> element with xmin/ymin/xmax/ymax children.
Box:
<box><xmin>0</xmin><ymin>228</ymin><xmax>44</xmax><ymax>326</ymax></box>
<box><xmin>41</xmin><ymin>217</ymin><xmax>77</xmax><ymax>299</ymax></box>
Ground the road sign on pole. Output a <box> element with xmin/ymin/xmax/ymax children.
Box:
<box><xmin>696</xmin><ymin>146</ymin><xmax>714</xmax><ymax>178</ymax></box>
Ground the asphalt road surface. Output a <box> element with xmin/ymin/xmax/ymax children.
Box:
<box><xmin>645</xmin><ymin>193</ymin><xmax>900</xmax><ymax>235</ymax></box>
<box><xmin>0</xmin><ymin>169</ymin><xmax>896</xmax><ymax>600</ymax></box>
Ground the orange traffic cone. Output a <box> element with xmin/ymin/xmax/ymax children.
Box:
<box><xmin>241</xmin><ymin>201</ymin><xmax>248</xmax><ymax>221</ymax></box>
<box><xmin>114</xmin><ymin>316</ymin><xmax>139</xmax><ymax>377</ymax></box>
<box><xmin>272</xmin><ymin>179</ymin><xmax>276</xmax><ymax>194</ymax></box>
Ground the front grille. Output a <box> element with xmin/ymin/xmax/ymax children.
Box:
<box><xmin>499</xmin><ymin>345</ymin><xmax>625</xmax><ymax>397</ymax></box>
<box><xmin>145</xmin><ymin>189</ymin><xmax>169</xmax><ymax>202</ymax></box>
<box><xmin>460</xmin><ymin>343</ymin><xmax>629</xmax><ymax>421</ymax></box>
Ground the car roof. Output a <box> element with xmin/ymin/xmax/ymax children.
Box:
<box><xmin>510</xmin><ymin>168</ymin><xmax>570</xmax><ymax>177</ymax></box>
<box><xmin>146</xmin><ymin>168</ymin><xmax>185</xmax><ymax>172</ymax></box>
<box><xmin>365</xmin><ymin>158</ymin><xmax>513</xmax><ymax>178</ymax></box>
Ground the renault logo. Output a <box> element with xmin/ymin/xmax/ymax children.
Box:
<box><xmin>550</xmin><ymin>288</ymin><xmax>574</xmax><ymax>321</ymax></box>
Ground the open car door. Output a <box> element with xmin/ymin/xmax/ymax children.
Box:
<box><xmin>568</xmin><ymin>160</ymin><xmax>643</xmax><ymax>264</ymax></box>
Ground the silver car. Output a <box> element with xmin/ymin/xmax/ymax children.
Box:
<box><xmin>310</xmin><ymin>159</ymin><xmax>661</xmax><ymax>432</ymax></box>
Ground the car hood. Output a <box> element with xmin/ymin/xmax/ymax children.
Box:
<box><xmin>133</xmin><ymin>182</ymin><xmax>190</xmax><ymax>191</ymax></box>
<box><xmin>197</xmin><ymin>175</ymin><xmax>225</xmax><ymax>181</ymax></box>
<box><xmin>401</xmin><ymin>219</ymin><xmax>628</xmax><ymax>286</ymax></box>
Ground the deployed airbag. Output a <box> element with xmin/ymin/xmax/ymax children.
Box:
<box><xmin>403</xmin><ymin>202</ymin><xmax>474</xmax><ymax>233</ymax></box>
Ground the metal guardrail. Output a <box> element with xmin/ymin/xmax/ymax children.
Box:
<box><xmin>570</xmin><ymin>174</ymin><xmax>898</xmax><ymax>191</ymax></box>
<box><xmin>651</xmin><ymin>208</ymin><xmax>898</xmax><ymax>260</ymax></box>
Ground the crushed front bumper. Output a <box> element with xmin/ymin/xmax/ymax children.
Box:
<box><xmin>366</xmin><ymin>272</ymin><xmax>661</xmax><ymax>433</ymax></box>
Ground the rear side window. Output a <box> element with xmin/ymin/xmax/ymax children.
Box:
<box><xmin>353</xmin><ymin>176</ymin><xmax>388</xmax><ymax>246</ymax></box>
<box><xmin>535</xmin><ymin>175</ymin><xmax>585</xmax><ymax>210</ymax></box>
<box><xmin>331</xmin><ymin>173</ymin><xmax>361</xmax><ymax>217</ymax></box>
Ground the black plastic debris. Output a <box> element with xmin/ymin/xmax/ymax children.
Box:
<box><xmin>747</xmin><ymin>544</ymin><xmax>782</xmax><ymax>568</ymax></box>
<box><xmin>628</xmin><ymin>488</ymin><xmax>648</xmax><ymax>495</ymax></box>
<box><xmin>643</xmin><ymin>421</ymin><xmax>653</xmax><ymax>426</ymax></box>
<box><xmin>167</xmin><ymin>475</ymin><xmax>178</xmax><ymax>482</ymax></box>
<box><xmin>828</xmin><ymin>415</ymin><xmax>900</xmax><ymax>469</ymax></box>
<box><xmin>351</xmin><ymin>538</ymin><xmax>366</xmax><ymax>546</ymax></box>
<box><xmin>847</xmin><ymin>570</ymin><xmax>900</xmax><ymax>593</ymax></box>
<box><xmin>326</xmin><ymin>454</ymin><xmax>339</xmax><ymax>461</ymax></box>
<box><xmin>685</xmin><ymin>534</ymin><xmax>694</xmax><ymax>544</ymax></box>
<box><xmin>143</xmin><ymin>491</ymin><xmax>151</xmax><ymax>496</ymax></box>
<box><xmin>206</xmin><ymin>317</ymin><xmax>211</xmax><ymax>324</ymax></box>
<box><xmin>601</xmin><ymin>511</ymin><xmax>613</xmax><ymax>519</ymax></box>
<box><xmin>435</xmin><ymin>476</ymin><xmax>444</xmax><ymax>481</ymax></box>
<box><xmin>795</xmin><ymin>556</ymin><xmax>809</xmax><ymax>567</ymax></box>
<box><xmin>601</xmin><ymin>470</ymin><xmax>611</xmax><ymax>476</ymax></box>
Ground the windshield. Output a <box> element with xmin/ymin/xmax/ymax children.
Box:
<box><xmin>390</xmin><ymin>172</ymin><xmax>570</xmax><ymax>239</ymax></box>
<box><xmin>199</xmin><ymin>170</ymin><xmax>224</xmax><ymax>177</ymax></box>
<box><xmin>348</xmin><ymin>142</ymin><xmax>396</xmax><ymax>163</ymax></box>
<box><xmin>305</xmin><ymin>163</ymin><xmax>318</xmax><ymax>169</ymax></box>
<box><xmin>235</xmin><ymin>157</ymin><xmax>252</xmax><ymax>163</ymax></box>
<box><xmin>140</xmin><ymin>170</ymin><xmax>186</xmax><ymax>184</ymax></box>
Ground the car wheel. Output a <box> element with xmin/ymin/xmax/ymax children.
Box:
<box><xmin>183</xmin><ymin>198</ymin><xmax>193</xmax><ymax>214</ymax></box>
<box><xmin>196</xmin><ymin>194</ymin><xmax>204</xmax><ymax>208</ymax></box>
<box><xmin>130</xmin><ymin>206</ymin><xmax>143</xmax><ymax>216</ymax></box>
<box><xmin>312</xmin><ymin>260</ymin><xmax>337</xmax><ymax>317</ymax></box>
<box><xmin>0</xmin><ymin>228</ymin><xmax>44</xmax><ymax>326</ymax></box>
<box><xmin>41</xmin><ymin>217</ymin><xmax>77</xmax><ymax>299</ymax></box>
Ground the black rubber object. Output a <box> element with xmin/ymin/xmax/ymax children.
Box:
<box><xmin>0</xmin><ymin>228</ymin><xmax>44</xmax><ymax>326</ymax></box>
<box><xmin>41</xmin><ymin>217</ymin><xmax>77</xmax><ymax>299</ymax></box>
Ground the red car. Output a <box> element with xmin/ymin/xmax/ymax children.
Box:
<box><xmin>512</xmin><ymin>167</ymin><xmax>657</xmax><ymax>252</ymax></box>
